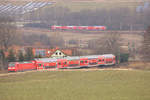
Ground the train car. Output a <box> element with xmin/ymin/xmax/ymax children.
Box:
<box><xmin>57</xmin><ymin>59</ymin><xmax>68</xmax><ymax>68</ymax></box>
<box><xmin>51</xmin><ymin>25</ymin><xmax>106</xmax><ymax>31</ymax></box>
<box><xmin>35</xmin><ymin>58</ymin><xmax>58</xmax><ymax>70</ymax></box>
<box><xmin>103</xmin><ymin>54</ymin><xmax>116</xmax><ymax>66</ymax></box>
<box><xmin>8</xmin><ymin>61</ymin><xmax>37</xmax><ymax>72</ymax></box>
<box><xmin>8</xmin><ymin>54</ymin><xmax>116</xmax><ymax>72</ymax></box>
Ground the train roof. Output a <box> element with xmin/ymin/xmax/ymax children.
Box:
<box><xmin>35</xmin><ymin>58</ymin><xmax>58</xmax><ymax>62</ymax></box>
<box><xmin>34</xmin><ymin>54</ymin><xmax>115</xmax><ymax>62</ymax></box>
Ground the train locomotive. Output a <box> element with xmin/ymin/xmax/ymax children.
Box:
<box><xmin>8</xmin><ymin>54</ymin><xmax>115</xmax><ymax>72</ymax></box>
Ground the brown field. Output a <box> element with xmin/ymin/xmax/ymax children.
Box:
<box><xmin>21</xmin><ymin>27</ymin><xmax>143</xmax><ymax>50</ymax></box>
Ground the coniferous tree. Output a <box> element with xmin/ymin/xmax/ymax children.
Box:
<box><xmin>25</xmin><ymin>47</ymin><xmax>34</xmax><ymax>61</ymax></box>
<box><xmin>7</xmin><ymin>49</ymin><xmax>16</xmax><ymax>62</ymax></box>
<box><xmin>18</xmin><ymin>50</ymin><xmax>24</xmax><ymax>62</ymax></box>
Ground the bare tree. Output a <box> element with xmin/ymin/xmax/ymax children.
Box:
<box><xmin>0</xmin><ymin>16</ymin><xmax>17</xmax><ymax>51</ymax></box>
<box><xmin>88</xmin><ymin>39</ymin><xmax>97</xmax><ymax>50</ymax></box>
<box><xmin>96</xmin><ymin>32</ymin><xmax>121</xmax><ymax>63</ymax></box>
<box><xmin>0</xmin><ymin>16</ymin><xmax>17</xmax><ymax>70</ymax></box>
<box><xmin>141</xmin><ymin>26</ymin><xmax>150</xmax><ymax>62</ymax></box>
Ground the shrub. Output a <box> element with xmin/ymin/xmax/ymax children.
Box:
<box><xmin>119</xmin><ymin>53</ymin><xmax>129</xmax><ymax>63</ymax></box>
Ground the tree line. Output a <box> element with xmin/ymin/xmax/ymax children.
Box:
<box><xmin>6</xmin><ymin>47</ymin><xmax>35</xmax><ymax>62</ymax></box>
<box><xmin>26</xmin><ymin>6</ymin><xmax>150</xmax><ymax>30</ymax></box>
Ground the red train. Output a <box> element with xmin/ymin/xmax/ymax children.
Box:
<box><xmin>51</xmin><ymin>25</ymin><xmax>106</xmax><ymax>30</ymax></box>
<box><xmin>8</xmin><ymin>54</ymin><xmax>115</xmax><ymax>72</ymax></box>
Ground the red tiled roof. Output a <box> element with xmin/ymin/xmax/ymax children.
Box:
<box><xmin>48</xmin><ymin>47</ymin><xmax>72</xmax><ymax>57</ymax></box>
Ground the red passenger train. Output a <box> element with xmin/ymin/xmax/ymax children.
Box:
<box><xmin>51</xmin><ymin>25</ymin><xmax>106</xmax><ymax>30</ymax></box>
<box><xmin>8</xmin><ymin>54</ymin><xmax>115</xmax><ymax>72</ymax></box>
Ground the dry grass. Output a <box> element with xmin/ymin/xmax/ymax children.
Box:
<box><xmin>128</xmin><ymin>62</ymin><xmax>150</xmax><ymax>70</ymax></box>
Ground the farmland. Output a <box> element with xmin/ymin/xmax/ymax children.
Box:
<box><xmin>21</xmin><ymin>27</ymin><xmax>143</xmax><ymax>52</ymax></box>
<box><xmin>0</xmin><ymin>70</ymin><xmax>150</xmax><ymax>100</ymax></box>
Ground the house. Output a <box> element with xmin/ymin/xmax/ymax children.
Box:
<box><xmin>32</xmin><ymin>47</ymin><xmax>72</xmax><ymax>58</ymax></box>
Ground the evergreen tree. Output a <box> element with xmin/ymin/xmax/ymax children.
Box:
<box><xmin>141</xmin><ymin>26</ymin><xmax>150</xmax><ymax>61</ymax></box>
<box><xmin>35</xmin><ymin>54</ymin><xmax>42</xmax><ymax>58</ymax></box>
<box><xmin>18</xmin><ymin>50</ymin><xmax>24</xmax><ymax>62</ymax></box>
<box><xmin>7</xmin><ymin>49</ymin><xmax>16</xmax><ymax>62</ymax></box>
<box><xmin>25</xmin><ymin>47</ymin><xmax>34</xmax><ymax>61</ymax></box>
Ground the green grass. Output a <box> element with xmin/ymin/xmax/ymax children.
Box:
<box><xmin>0</xmin><ymin>70</ymin><xmax>150</xmax><ymax>100</ymax></box>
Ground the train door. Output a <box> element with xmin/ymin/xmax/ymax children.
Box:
<box><xmin>37</xmin><ymin>63</ymin><xmax>44</xmax><ymax>70</ymax></box>
<box><xmin>17</xmin><ymin>64</ymin><xmax>22</xmax><ymax>71</ymax></box>
<box><xmin>80</xmin><ymin>58</ymin><xmax>88</xmax><ymax>68</ymax></box>
<box><xmin>113</xmin><ymin>56</ymin><xmax>116</xmax><ymax>64</ymax></box>
<box><xmin>97</xmin><ymin>56</ymin><xmax>105</xmax><ymax>66</ymax></box>
<box><xmin>57</xmin><ymin>59</ymin><xmax>68</xmax><ymax>69</ymax></box>
<box><xmin>89</xmin><ymin>58</ymin><xmax>98</xmax><ymax>67</ymax></box>
<box><xmin>105</xmin><ymin>57</ymin><xmax>114</xmax><ymax>65</ymax></box>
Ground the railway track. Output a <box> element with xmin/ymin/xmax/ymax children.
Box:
<box><xmin>0</xmin><ymin>67</ymin><xmax>133</xmax><ymax>77</ymax></box>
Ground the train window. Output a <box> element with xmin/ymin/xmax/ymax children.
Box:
<box><xmin>38</xmin><ymin>64</ymin><xmax>42</xmax><ymax>66</ymax></box>
<box><xmin>45</xmin><ymin>66</ymin><xmax>56</xmax><ymax>69</ymax></box>
<box><xmin>85</xmin><ymin>60</ymin><xmax>88</xmax><ymax>63</ymax></box>
<box><xmin>58</xmin><ymin>62</ymin><xmax>61</xmax><ymax>65</ymax></box>
<box><xmin>69</xmin><ymin>64</ymin><xmax>79</xmax><ymax>66</ymax></box>
<box><xmin>64</xmin><ymin>62</ymin><xmax>67</xmax><ymax>64</ymax></box>
<box><xmin>9</xmin><ymin>63</ymin><xmax>15</xmax><ymax>67</ymax></box>
<box><xmin>80</xmin><ymin>61</ymin><xmax>84</xmax><ymax>63</ymax></box>
<box><xmin>98</xmin><ymin>59</ymin><xmax>101</xmax><ymax>62</ymax></box>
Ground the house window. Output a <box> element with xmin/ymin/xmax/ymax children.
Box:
<box><xmin>48</xmin><ymin>51</ymin><xmax>51</xmax><ymax>54</ymax></box>
<box><xmin>56</xmin><ymin>52</ymin><xmax>58</xmax><ymax>55</ymax></box>
<box><xmin>59</xmin><ymin>52</ymin><xmax>61</xmax><ymax>55</ymax></box>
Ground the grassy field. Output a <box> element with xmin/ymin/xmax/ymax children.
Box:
<box><xmin>0</xmin><ymin>70</ymin><xmax>150</xmax><ymax>100</ymax></box>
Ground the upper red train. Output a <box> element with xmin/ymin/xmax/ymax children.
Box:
<box><xmin>51</xmin><ymin>25</ymin><xmax>106</xmax><ymax>30</ymax></box>
<box><xmin>8</xmin><ymin>54</ymin><xmax>115</xmax><ymax>72</ymax></box>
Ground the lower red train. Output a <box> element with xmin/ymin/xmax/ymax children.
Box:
<box><xmin>8</xmin><ymin>54</ymin><xmax>115</xmax><ymax>72</ymax></box>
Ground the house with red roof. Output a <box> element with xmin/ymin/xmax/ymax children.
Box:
<box><xmin>32</xmin><ymin>47</ymin><xmax>72</xmax><ymax>58</ymax></box>
<box><xmin>4</xmin><ymin>46</ymin><xmax>72</xmax><ymax>58</ymax></box>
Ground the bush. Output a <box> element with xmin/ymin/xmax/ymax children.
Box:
<box><xmin>119</xmin><ymin>53</ymin><xmax>129</xmax><ymax>63</ymax></box>
<box><xmin>7</xmin><ymin>49</ymin><xmax>16</xmax><ymax>62</ymax></box>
